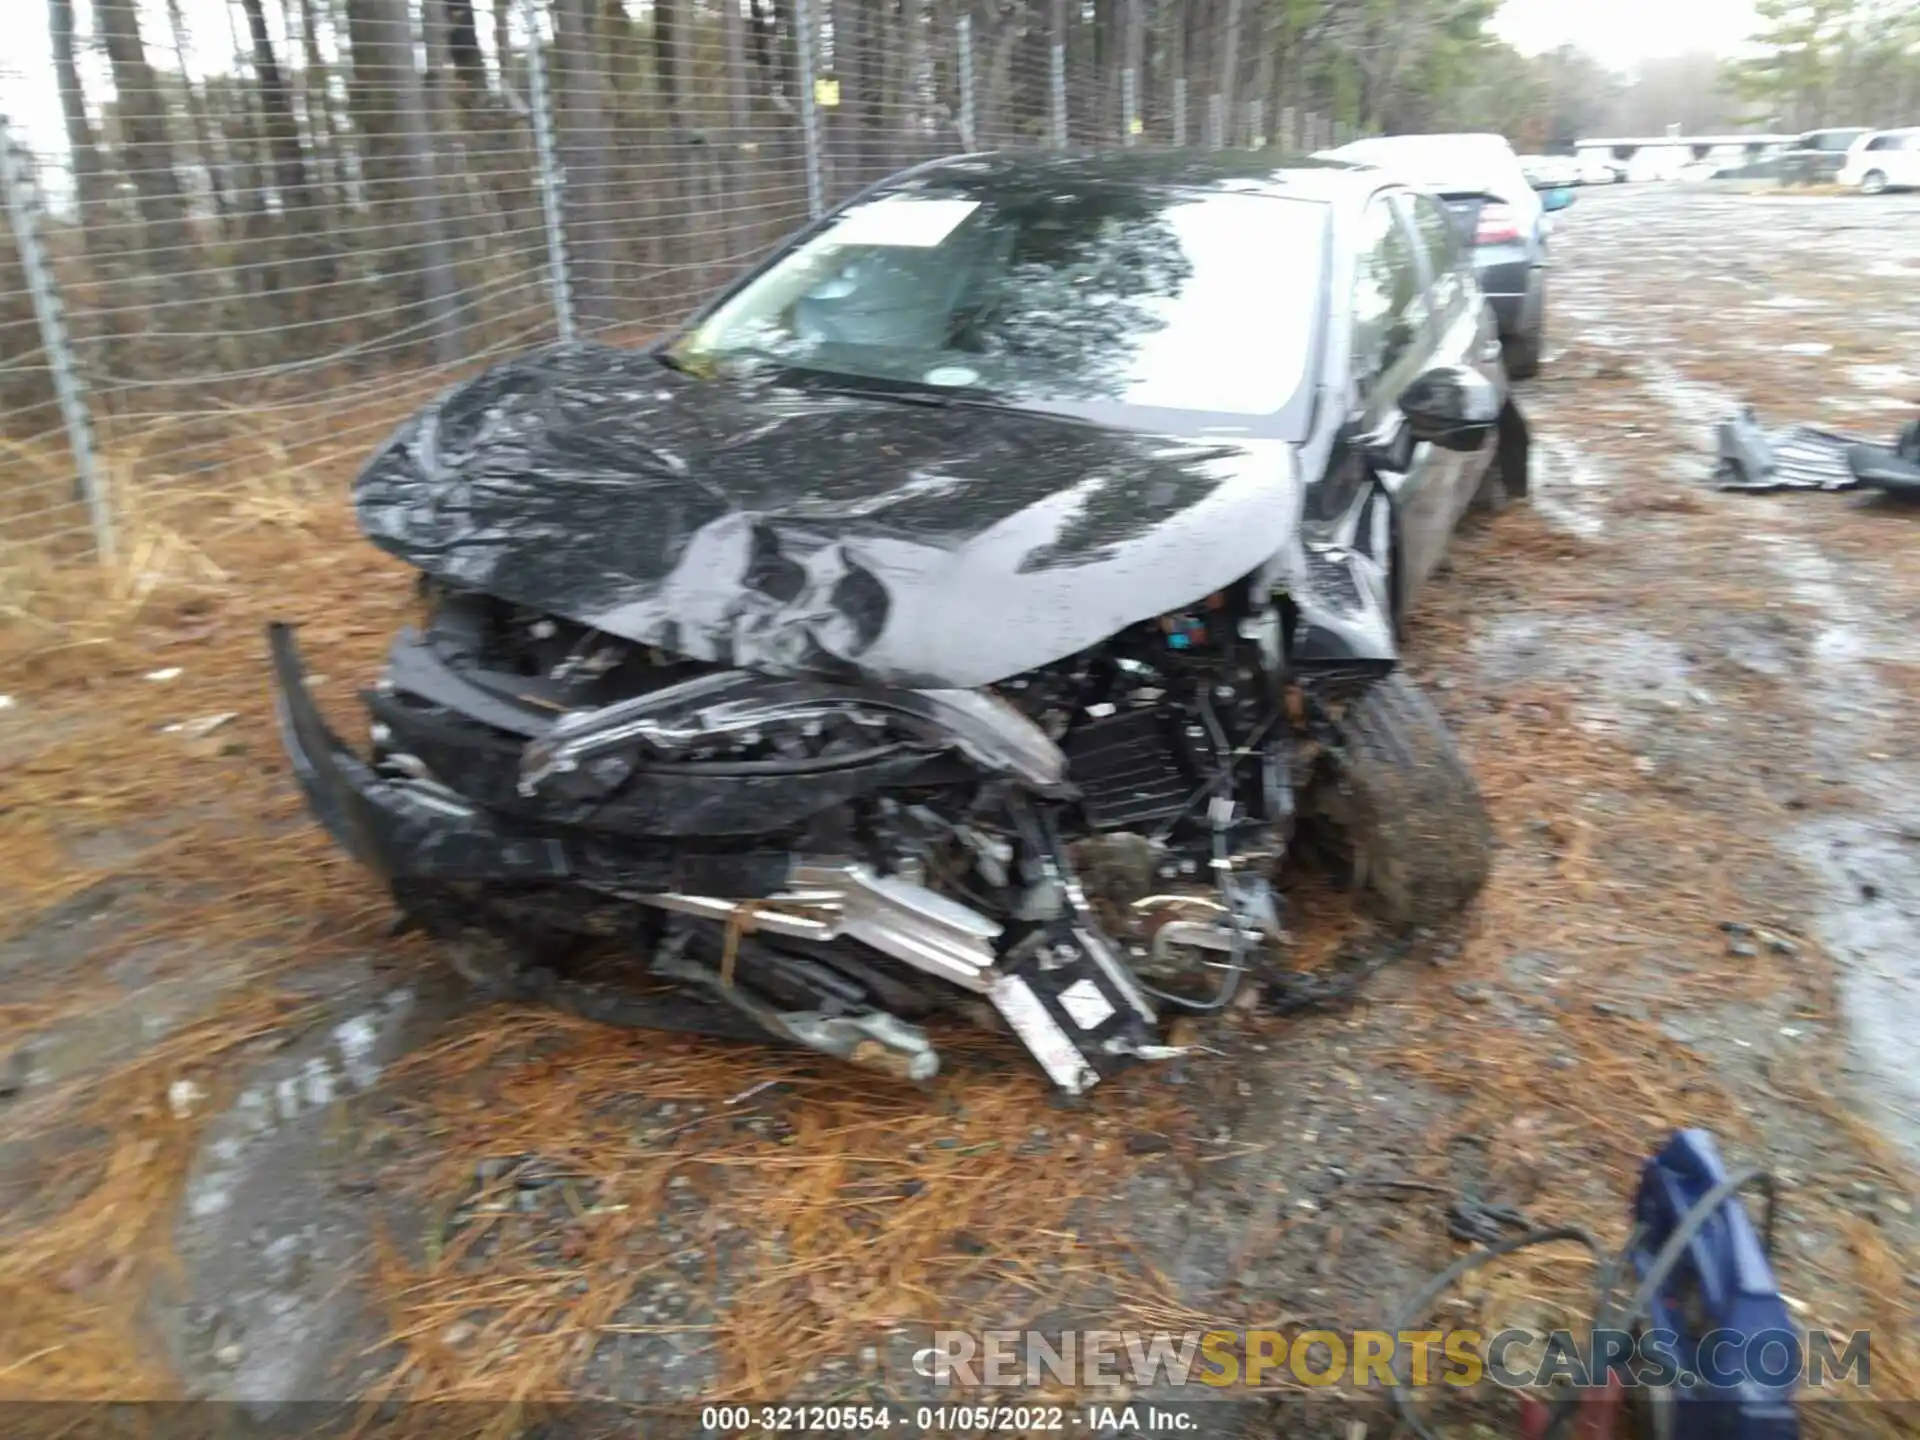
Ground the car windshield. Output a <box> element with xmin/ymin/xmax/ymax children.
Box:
<box><xmin>671</xmin><ymin>181</ymin><xmax>1327</xmax><ymax>423</ymax></box>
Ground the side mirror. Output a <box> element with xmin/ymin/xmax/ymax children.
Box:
<box><xmin>1541</xmin><ymin>186</ymin><xmax>1575</xmax><ymax>212</ymax></box>
<box><xmin>1400</xmin><ymin>364</ymin><xmax>1502</xmax><ymax>452</ymax></box>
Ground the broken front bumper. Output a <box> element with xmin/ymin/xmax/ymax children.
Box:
<box><xmin>265</xmin><ymin>622</ymin><xmax>1169</xmax><ymax>1093</ymax></box>
<box><xmin>266</xmin><ymin>622</ymin><xmax>792</xmax><ymax>894</ymax></box>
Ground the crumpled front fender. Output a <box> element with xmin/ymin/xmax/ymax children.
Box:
<box><xmin>1268</xmin><ymin>472</ymin><xmax>1399</xmax><ymax>679</ymax></box>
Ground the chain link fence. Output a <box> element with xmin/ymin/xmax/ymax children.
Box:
<box><xmin>1</xmin><ymin>0</ymin><xmax>1362</xmax><ymax>568</ymax></box>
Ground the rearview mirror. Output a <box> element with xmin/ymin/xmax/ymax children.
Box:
<box><xmin>1541</xmin><ymin>186</ymin><xmax>1575</xmax><ymax>212</ymax></box>
<box><xmin>1400</xmin><ymin>364</ymin><xmax>1501</xmax><ymax>452</ymax></box>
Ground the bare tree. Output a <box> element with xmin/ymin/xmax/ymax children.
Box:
<box><xmin>95</xmin><ymin>0</ymin><xmax>194</xmax><ymax>261</ymax></box>
<box><xmin>239</xmin><ymin>0</ymin><xmax>332</xmax><ymax>297</ymax></box>
<box><xmin>48</xmin><ymin>0</ymin><xmax>112</xmax><ymax>233</ymax></box>
<box><xmin>345</xmin><ymin>0</ymin><xmax>460</xmax><ymax>360</ymax></box>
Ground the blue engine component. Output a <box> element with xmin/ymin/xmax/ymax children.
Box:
<box><xmin>1160</xmin><ymin>614</ymin><xmax>1207</xmax><ymax>650</ymax></box>
<box><xmin>1631</xmin><ymin>1129</ymin><xmax>1799</xmax><ymax>1440</ymax></box>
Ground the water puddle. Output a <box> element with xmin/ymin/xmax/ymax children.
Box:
<box><xmin>1529</xmin><ymin>437</ymin><xmax>1609</xmax><ymax>538</ymax></box>
<box><xmin>1471</xmin><ymin>615</ymin><xmax>1697</xmax><ymax>740</ymax></box>
<box><xmin>1846</xmin><ymin>363</ymin><xmax>1918</xmax><ymax>393</ymax></box>
<box><xmin>1638</xmin><ymin>355</ymin><xmax>1742</xmax><ymax>458</ymax></box>
<box><xmin>167</xmin><ymin>983</ymin><xmax>461</xmax><ymax>1403</ymax></box>
<box><xmin>183</xmin><ymin>989</ymin><xmax>416</xmax><ymax>1223</ymax></box>
<box><xmin>1753</xmin><ymin>531</ymin><xmax>1920</xmax><ymax>1167</ymax></box>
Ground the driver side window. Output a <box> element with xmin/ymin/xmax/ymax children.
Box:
<box><xmin>1351</xmin><ymin>195</ymin><xmax>1428</xmax><ymax>404</ymax></box>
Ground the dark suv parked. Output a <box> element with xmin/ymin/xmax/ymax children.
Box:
<box><xmin>1781</xmin><ymin>127</ymin><xmax>1872</xmax><ymax>185</ymax></box>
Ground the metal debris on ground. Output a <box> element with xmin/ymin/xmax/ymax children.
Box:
<box><xmin>1715</xmin><ymin>407</ymin><xmax>1920</xmax><ymax>498</ymax></box>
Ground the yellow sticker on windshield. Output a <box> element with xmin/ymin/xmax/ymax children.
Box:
<box><xmin>815</xmin><ymin>78</ymin><xmax>841</xmax><ymax>107</ymax></box>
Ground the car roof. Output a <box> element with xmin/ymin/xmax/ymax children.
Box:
<box><xmin>898</xmin><ymin>149</ymin><xmax>1384</xmax><ymax>203</ymax></box>
<box><xmin>1316</xmin><ymin>133</ymin><xmax>1532</xmax><ymax>198</ymax></box>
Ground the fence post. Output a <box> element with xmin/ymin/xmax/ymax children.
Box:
<box><xmin>794</xmin><ymin>0</ymin><xmax>826</xmax><ymax>217</ymax></box>
<box><xmin>1280</xmin><ymin>105</ymin><xmax>1296</xmax><ymax>153</ymax></box>
<box><xmin>0</xmin><ymin>116</ymin><xmax>113</xmax><ymax>564</ymax></box>
<box><xmin>956</xmin><ymin>15</ymin><xmax>976</xmax><ymax>150</ymax></box>
<box><xmin>1049</xmin><ymin>0</ymin><xmax>1068</xmax><ymax>148</ymax></box>
<box><xmin>1207</xmin><ymin>93</ymin><xmax>1224</xmax><ymax>150</ymax></box>
<box><xmin>1173</xmin><ymin>78</ymin><xmax>1188</xmax><ymax>147</ymax></box>
<box><xmin>1248</xmin><ymin>99</ymin><xmax>1264</xmax><ymax>148</ymax></box>
<box><xmin>521</xmin><ymin>0</ymin><xmax>576</xmax><ymax>343</ymax></box>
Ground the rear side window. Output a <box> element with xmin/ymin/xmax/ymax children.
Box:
<box><xmin>1351</xmin><ymin>196</ymin><xmax>1428</xmax><ymax>400</ymax></box>
<box><xmin>1867</xmin><ymin>135</ymin><xmax>1897</xmax><ymax>151</ymax></box>
<box><xmin>1402</xmin><ymin>193</ymin><xmax>1470</xmax><ymax>332</ymax></box>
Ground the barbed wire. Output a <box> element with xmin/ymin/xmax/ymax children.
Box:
<box><xmin>1</xmin><ymin>0</ymin><xmax>1354</xmax><ymax>564</ymax></box>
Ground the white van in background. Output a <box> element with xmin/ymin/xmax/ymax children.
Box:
<box><xmin>1837</xmin><ymin>128</ymin><xmax>1920</xmax><ymax>194</ymax></box>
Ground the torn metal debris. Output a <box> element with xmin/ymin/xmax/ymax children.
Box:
<box><xmin>1715</xmin><ymin>406</ymin><xmax>1920</xmax><ymax>498</ymax></box>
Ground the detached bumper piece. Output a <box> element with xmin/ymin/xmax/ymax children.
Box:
<box><xmin>1714</xmin><ymin>406</ymin><xmax>1920</xmax><ymax>499</ymax></box>
<box><xmin>266</xmin><ymin>623</ymin><xmax>1161</xmax><ymax>1093</ymax></box>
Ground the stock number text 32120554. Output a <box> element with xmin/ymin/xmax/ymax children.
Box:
<box><xmin>699</xmin><ymin>1403</ymin><xmax>1081</xmax><ymax>1432</ymax></box>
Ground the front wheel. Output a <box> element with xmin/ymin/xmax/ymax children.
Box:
<box><xmin>1307</xmin><ymin>674</ymin><xmax>1494</xmax><ymax>931</ymax></box>
<box><xmin>1861</xmin><ymin>170</ymin><xmax>1889</xmax><ymax>196</ymax></box>
<box><xmin>1503</xmin><ymin>276</ymin><xmax>1546</xmax><ymax>381</ymax></box>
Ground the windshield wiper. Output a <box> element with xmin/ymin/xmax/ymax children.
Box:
<box><xmin>803</xmin><ymin>377</ymin><xmax>1019</xmax><ymax>412</ymax></box>
<box><xmin>667</xmin><ymin>352</ymin><xmax>1052</xmax><ymax>419</ymax></box>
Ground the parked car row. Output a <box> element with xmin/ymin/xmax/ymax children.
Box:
<box><xmin>1512</xmin><ymin>155</ymin><xmax>1620</xmax><ymax>189</ymax></box>
<box><xmin>1766</xmin><ymin>126</ymin><xmax>1920</xmax><ymax>192</ymax></box>
<box><xmin>1519</xmin><ymin>154</ymin><xmax>1624</xmax><ymax>188</ymax></box>
<box><xmin>1518</xmin><ymin>154</ymin><xmax>1580</xmax><ymax>189</ymax></box>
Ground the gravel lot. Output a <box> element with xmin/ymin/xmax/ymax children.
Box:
<box><xmin>2</xmin><ymin>179</ymin><xmax>1916</xmax><ymax>1425</ymax></box>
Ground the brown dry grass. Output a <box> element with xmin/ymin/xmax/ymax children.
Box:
<box><xmin>1</xmin><ymin>376</ymin><xmax>1914</xmax><ymax>1418</ymax></box>
<box><xmin>362</xmin><ymin>1015</ymin><xmax>1187</xmax><ymax>1402</ymax></box>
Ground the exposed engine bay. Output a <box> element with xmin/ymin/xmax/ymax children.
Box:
<box><xmin>282</xmin><ymin>578</ymin><xmax>1342</xmax><ymax>1095</ymax></box>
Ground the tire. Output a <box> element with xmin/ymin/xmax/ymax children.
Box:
<box><xmin>1503</xmin><ymin>323</ymin><xmax>1542</xmax><ymax>381</ymax></box>
<box><xmin>1310</xmin><ymin>673</ymin><xmax>1494</xmax><ymax>932</ymax></box>
<box><xmin>1503</xmin><ymin>275</ymin><xmax>1545</xmax><ymax>381</ymax></box>
<box><xmin>1860</xmin><ymin>170</ymin><xmax>1888</xmax><ymax>196</ymax></box>
<box><xmin>1471</xmin><ymin>400</ymin><xmax>1530</xmax><ymax>514</ymax></box>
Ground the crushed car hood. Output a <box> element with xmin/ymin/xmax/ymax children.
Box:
<box><xmin>356</xmin><ymin>343</ymin><xmax>1303</xmax><ymax>689</ymax></box>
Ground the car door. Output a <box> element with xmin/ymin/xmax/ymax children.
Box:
<box><xmin>1347</xmin><ymin>189</ymin><xmax>1450</xmax><ymax>603</ymax></box>
<box><xmin>1399</xmin><ymin>188</ymin><xmax>1503</xmax><ymax>532</ymax></box>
